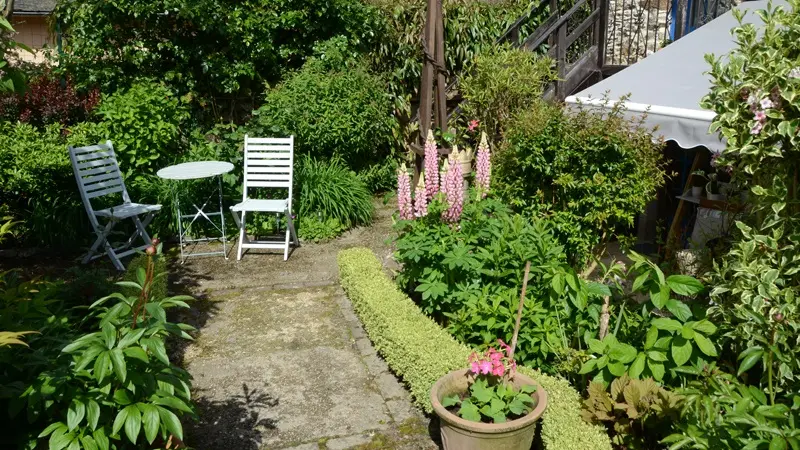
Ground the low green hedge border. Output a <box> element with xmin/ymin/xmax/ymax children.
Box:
<box><xmin>337</xmin><ymin>247</ymin><xmax>611</xmax><ymax>450</ymax></box>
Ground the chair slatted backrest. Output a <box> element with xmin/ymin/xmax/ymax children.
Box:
<box><xmin>243</xmin><ymin>135</ymin><xmax>294</xmax><ymax>209</ymax></box>
<box><xmin>68</xmin><ymin>141</ymin><xmax>130</xmax><ymax>227</ymax></box>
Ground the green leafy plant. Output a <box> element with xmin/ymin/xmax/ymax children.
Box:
<box><xmin>664</xmin><ymin>367</ymin><xmax>800</xmax><ymax>450</ymax></box>
<box><xmin>495</xmin><ymin>99</ymin><xmax>666</xmax><ymax>269</ymax></box>
<box><xmin>394</xmin><ymin>192</ymin><xmax>599</xmax><ymax>373</ymax></box>
<box><xmin>366</xmin><ymin>0</ymin><xmax>542</xmax><ymax>123</ymax></box>
<box><xmin>460</xmin><ymin>45</ymin><xmax>555</xmax><ymax>139</ymax></box>
<box><xmin>27</xmin><ymin>246</ymin><xmax>196</xmax><ymax>449</ymax></box>
<box><xmin>55</xmin><ymin>0</ymin><xmax>382</xmax><ymax>107</ymax></box>
<box><xmin>443</xmin><ymin>344</ymin><xmax>538</xmax><ymax>423</ymax></box>
<box><xmin>0</xmin><ymin>121</ymin><xmax>87</xmax><ymax>247</ymax></box>
<box><xmin>579</xmin><ymin>253</ymin><xmax>711</xmax><ymax>386</ymax></box>
<box><xmin>297</xmin><ymin>216</ymin><xmax>347</xmax><ymax>242</ymax></box>
<box><xmin>581</xmin><ymin>375</ymin><xmax>682</xmax><ymax>449</ymax></box>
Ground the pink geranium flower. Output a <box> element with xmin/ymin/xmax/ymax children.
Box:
<box><xmin>468</xmin><ymin>119</ymin><xmax>480</xmax><ymax>132</ymax></box>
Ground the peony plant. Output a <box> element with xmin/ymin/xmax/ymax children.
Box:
<box><xmin>442</xmin><ymin>340</ymin><xmax>538</xmax><ymax>423</ymax></box>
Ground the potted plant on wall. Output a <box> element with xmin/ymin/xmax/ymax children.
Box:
<box><xmin>430</xmin><ymin>262</ymin><xmax>548</xmax><ymax>449</ymax></box>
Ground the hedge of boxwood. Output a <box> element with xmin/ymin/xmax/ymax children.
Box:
<box><xmin>337</xmin><ymin>248</ymin><xmax>611</xmax><ymax>450</ymax></box>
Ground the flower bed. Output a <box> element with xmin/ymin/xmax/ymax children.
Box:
<box><xmin>337</xmin><ymin>247</ymin><xmax>611</xmax><ymax>450</ymax></box>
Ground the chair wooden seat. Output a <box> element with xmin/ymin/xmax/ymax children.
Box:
<box><xmin>95</xmin><ymin>203</ymin><xmax>162</xmax><ymax>219</ymax></box>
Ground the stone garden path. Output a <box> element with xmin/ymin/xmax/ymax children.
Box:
<box><xmin>170</xmin><ymin>202</ymin><xmax>439</xmax><ymax>450</ymax></box>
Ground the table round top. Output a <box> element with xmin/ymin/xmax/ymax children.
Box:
<box><xmin>157</xmin><ymin>161</ymin><xmax>234</xmax><ymax>180</ymax></box>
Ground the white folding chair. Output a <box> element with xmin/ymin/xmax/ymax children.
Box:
<box><xmin>68</xmin><ymin>141</ymin><xmax>162</xmax><ymax>271</ymax></box>
<box><xmin>230</xmin><ymin>135</ymin><xmax>299</xmax><ymax>261</ymax></box>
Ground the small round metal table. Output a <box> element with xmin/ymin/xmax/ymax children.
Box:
<box><xmin>157</xmin><ymin>161</ymin><xmax>234</xmax><ymax>262</ymax></box>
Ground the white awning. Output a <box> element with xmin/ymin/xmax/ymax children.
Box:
<box><xmin>565</xmin><ymin>0</ymin><xmax>783</xmax><ymax>151</ymax></box>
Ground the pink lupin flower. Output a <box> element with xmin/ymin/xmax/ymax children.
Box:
<box><xmin>423</xmin><ymin>130</ymin><xmax>440</xmax><ymax>201</ymax></box>
<box><xmin>442</xmin><ymin>147</ymin><xmax>464</xmax><ymax>223</ymax></box>
<box><xmin>413</xmin><ymin>174</ymin><xmax>428</xmax><ymax>218</ymax></box>
<box><xmin>475</xmin><ymin>132</ymin><xmax>491</xmax><ymax>199</ymax></box>
<box><xmin>439</xmin><ymin>158</ymin><xmax>449</xmax><ymax>197</ymax></box>
<box><xmin>396</xmin><ymin>164</ymin><xmax>413</xmax><ymax>220</ymax></box>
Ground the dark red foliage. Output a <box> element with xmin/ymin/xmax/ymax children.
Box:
<box><xmin>0</xmin><ymin>72</ymin><xmax>100</xmax><ymax>127</ymax></box>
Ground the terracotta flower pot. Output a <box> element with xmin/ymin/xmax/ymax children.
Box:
<box><xmin>431</xmin><ymin>369</ymin><xmax>548</xmax><ymax>450</ymax></box>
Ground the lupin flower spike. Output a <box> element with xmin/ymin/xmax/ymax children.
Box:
<box><xmin>414</xmin><ymin>173</ymin><xmax>428</xmax><ymax>218</ymax></box>
<box><xmin>396</xmin><ymin>163</ymin><xmax>413</xmax><ymax>220</ymax></box>
<box><xmin>424</xmin><ymin>130</ymin><xmax>440</xmax><ymax>201</ymax></box>
<box><xmin>475</xmin><ymin>132</ymin><xmax>491</xmax><ymax>199</ymax></box>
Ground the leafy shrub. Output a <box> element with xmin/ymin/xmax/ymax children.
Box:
<box><xmin>460</xmin><ymin>46</ymin><xmax>555</xmax><ymax>138</ymax></box>
<box><xmin>295</xmin><ymin>156</ymin><xmax>374</xmax><ymax>229</ymax></box>
<box><xmin>581</xmin><ymin>375</ymin><xmax>682</xmax><ymax>449</ymax></box>
<box><xmin>0</xmin><ymin>122</ymin><xmax>87</xmax><ymax>247</ymax></box>
<box><xmin>665</xmin><ymin>366</ymin><xmax>800</xmax><ymax>449</ymax></box>
<box><xmin>495</xmin><ymin>100</ymin><xmax>666</xmax><ymax>268</ymax></box>
<box><xmin>578</xmin><ymin>254</ymin><xmax>710</xmax><ymax>387</ymax></box>
<box><xmin>0</xmin><ymin>72</ymin><xmax>100</xmax><ymax>127</ymax></box>
<box><xmin>337</xmin><ymin>247</ymin><xmax>612</xmax><ymax>450</ymax></box>
<box><xmin>249</xmin><ymin>61</ymin><xmax>397</xmax><ymax>176</ymax></box>
<box><xmin>91</xmin><ymin>81</ymin><xmax>190</xmax><ymax>178</ymax></box>
<box><xmin>395</xmin><ymin>194</ymin><xmax>599</xmax><ymax>372</ymax></box>
<box><xmin>55</xmin><ymin>0</ymin><xmax>383</xmax><ymax>107</ymax></box>
<box><xmin>658</xmin><ymin>2</ymin><xmax>800</xmax><ymax>448</ymax></box>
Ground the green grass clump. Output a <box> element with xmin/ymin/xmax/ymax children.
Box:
<box><xmin>296</xmin><ymin>156</ymin><xmax>373</xmax><ymax>228</ymax></box>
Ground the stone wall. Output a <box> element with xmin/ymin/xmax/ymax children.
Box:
<box><xmin>604</xmin><ymin>0</ymin><xmax>738</xmax><ymax>65</ymax></box>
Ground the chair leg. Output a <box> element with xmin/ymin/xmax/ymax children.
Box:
<box><xmin>283</xmin><ymin>215</ymin><xmax>291</xmax><ymax>261</ymax></box>
<box><xmin>133</xmin><ymin>213</ymin><xmax>155</xmax><ymax>245</ymax></box>
<box><xmin>287</xmin><ymin>213</ymin><xmax>299</xmax><ymax>248</ymax></box>
<box><xmin>84</xmin><ymin>221</ymin><xmax>115</xmax><ymax>264</ymax></box>
<box><xmin>237</xmin><ymin>211</ymin><xmax>246</xmax><ymax>261</ymax></box>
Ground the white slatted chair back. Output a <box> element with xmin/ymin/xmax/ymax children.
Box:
<box><xmin>243</xmin><ymin>135</ymin><xmax>294</xmax><ymax>209</ymax></box>
<box><xmin>68</xmin><ymin>140</ymin><xmax>130</xmax><ymax>228</ymax></box>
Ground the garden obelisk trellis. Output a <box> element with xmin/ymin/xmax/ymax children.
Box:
<box><xmin>414</xmin><ymin>0</ymin><xmax>448</xmax><ymax>179</ymax></box>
